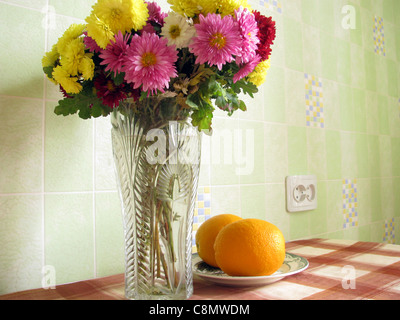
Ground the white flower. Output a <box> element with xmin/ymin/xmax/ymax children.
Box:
<box><xmin>161</xmin><ymin>12</ymin><xmax>196</xmax><ymax>49</ymax></box>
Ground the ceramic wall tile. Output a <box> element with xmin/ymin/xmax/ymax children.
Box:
<box><xmin>263</xmin><ymin>66</ymin><xmax>286</xmax><ymax>123</ymax></box>
<box><xmin>210</xmin><ymin>117</ymin><xmax>240</xmax><ymax>186</ymax></box>
<box><xmin>283</xmin><ymin>16</ymin><xmax>304</xmax><ymax>72</ymax></box>
<box><xmin>325</xmin><ymin>130</ymin><xmax>342</xmax><ymax>180</ymax></box>
<box><xmin>94</xmin><ymin>117</ymin><xmax>116</xmax><ymax>191</ymax></box>
<box><xmin>44</xmin><ymin>102</ymin><xmax>93</xmax><ymax>192</ymax></box>
<box><xmin>319</xmin><ymin>32</ymin><xmax>338</xmax><ymax>81</ymax></box>
<box><xmin>240</xmin><ymin>184</ymin><xmax>267</xmax><ymax>220</ymax></box>
<box><xmin>0</xmin><ymin>195</ymin><xmax>43</xmax><ymax>294</ymax></box>
<box><xmin>238</xmin><ymin>120</ymin><xmax>265</xmax><ymax>184</ymax></box>
<box><xmin>307</xmin><ymin>127</ymin><xmax>327</xmax><ymax>180</ymax></box>
<box><xmin>0</xmin><ymin>3</ymin><xmax>44</xmax><ymax>98</ymax></box>
<box><xmin>264</xmin><ymin>123</ymin><xmax>288</xmax><ymax>183</ymax></box>
<box><xmin>284</xmin><ymin>70</ymin><xmax>304</xmax><ymax>125</ymax></box>
<box><xmin>303</xmin><ymin>24</ymin><xmax>321</xmax><ymax>76</ymax></box>
<box><xmin>264</xmin><ymin>183</ymin><xmax>289</xmax><ymax>238</ymax></box>
<box><xmin>48</xmin><ymin>0</ymin><xmax>96</xmax><ymax>21</ymax></box>
<box><xmin>0</xmin><ymin>97</ymin><xmax>42</xmax><ymax>193</ymax></box>
<box><xmin>210</xmin><ymin>185</ymin><xmax>240</xmax><ymax>218</ymax></box>
<box><xmin>95</xmin><ymin>192</ymin><xmax>124</xmax><ymax>277</ymax></box>
<box><xmin>44</xmin><ymin>193</ymin><xmax>94</xmax><ymax>285</ymax></box>
<box><xmin>353</xmin><ymin>88</ymin><xmax>367</xmax><ymax>133</ymax></box>
<box><xmin>287</xmin><ymin>126</ymin><xmax>307</xmax><ymax>175</ymax></box>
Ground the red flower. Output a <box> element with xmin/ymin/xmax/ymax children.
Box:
<box><xmin>252</xmin><ymin>11</ymin><xmax>276</xmax><ymax>61</ymax></box>
<box><xmin>94</xmin><ymin>73</ymin><xmax>127</xmax><ymax>108</ymax></box>
<box><xmin>59</xmin><ymin>85</ymin><xmax>73</xmax><ymax>98</ymax></box>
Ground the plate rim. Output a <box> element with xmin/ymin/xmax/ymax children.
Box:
<box><xmin>192</xmin><ymin>252</ymin><xmax>309</xmax><ymax>282</ymax></box>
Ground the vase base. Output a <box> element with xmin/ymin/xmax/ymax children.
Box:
<box><xmin>125</xmin><ymin>289</ymin><xmax>193</xmax><ymax>300</ymax></box>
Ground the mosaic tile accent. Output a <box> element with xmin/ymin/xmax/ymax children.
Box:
<box><xmin>304</xmin><ymin>73</ymin><xmax>324</xmax><ymax>128</ymax></box>
<box><xmin>383</xmin><ymin>218</ymin><xmax>395</xmax><ymax>244</ymax></box>
<box><xmin>259</xmin><ymin>0</ymin><xmax>282</xmax><ymax>13</ymax></box>
<box><xmin>373</xmin><ymin>16</ymin><xmax>385</xmax><ymax>56</ymax></box>
<box><xmin>342</xmin><ymin>179</ymin><xmax>358</xmax><ymax>229</ymax></box>
<box><xmin>192</xmin><ymin>186</ymin><xmax>212</xmax><ymax>253</ymax></box>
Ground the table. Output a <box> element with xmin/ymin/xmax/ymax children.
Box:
<box><xmin>1</xmin><ymin>239</ymin><xmax>400</xmax><ymax>300</ymax></box>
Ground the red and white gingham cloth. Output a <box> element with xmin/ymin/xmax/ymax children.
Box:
<box><xmin>1</xmin><ymin>239</ymin><xmax>400</xmax><ymax>300</ymax></box>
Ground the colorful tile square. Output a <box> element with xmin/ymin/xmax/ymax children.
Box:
<box><xmin>304</xmin><ymin>73</ymin><xmax>325</xmax><ymax>129</ymax></box>
<box><xmin>342</xmin><ymin>179</ymin><xmax>358</xmax><ymax>229</ymax></box>
<box><xmin>192</xmin><ymin>186</ymin><xmax>212</xmax><ymax>253</ymax></box>
<box><xmin>383</xmin><ymin>218</ymin><xmax>395</xmax><ymax>244</ymax></box>
<box><xmin>259</xmin><ymin>0</ymin><xmax>282</xmax><ymax>13</ymax></box>
<box><xmin>373</xmin><ymin>16</ymin><xmax>385</xmax><ymax>56</ymax></box>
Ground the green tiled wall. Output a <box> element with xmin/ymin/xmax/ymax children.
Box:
<box><xmin>0</xmin><ymin>0</ymin><xmax>399</xmax><ymax>295</ymax></box>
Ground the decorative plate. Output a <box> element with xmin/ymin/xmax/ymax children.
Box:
<box><xmin>192</xmin><ymin>252</ymin><xmax>309</xmax><ymax>287</ymax></box>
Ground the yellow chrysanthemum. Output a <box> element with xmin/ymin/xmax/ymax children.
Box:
<box><xmin>85</xmin><ymin>13</ymin><xmax>115</xmax><ymax>49</ymax></box>
<box><xmin>56</xmin><ymin>24</ymin><xmax>85</xmax><ymax>55</ymax></box>
<box><xmin>197</xmin><ymin>0</ymin><xmax>219</xmax><ymax>15</ymax></box>
<box><xmin>52</xmin><ymin>66</ymin><xmax>82</xmax><ymax>94</ymax></box>
<box><xmin>91</xmin><ymin>0</ymin><xmax>148</xmax><ymax>34</ymax></box>
<box><xmin>217</xmin><ymin>0</ymin><xmax>252</xmax><ymax>16</ymax></box>
<box><xmin>168</xmin><ymin>0</ymin><xmax>201</xmax><ymax>17</ymax></box>
<box><xmin>42</xmin><ymin>44</ymin><xmax>59</xmax><ymax>68</ymax></box>
<box><xmin>78</xmin><ymin>55</ymin><xmax>95</xmax><ymax>81</ymax></box>
<box><xmin>59</xmin><ymin>38</ymin><xmax>86</xmax><ymax>76</ymax></box>
<box><xmin>130</xmin><ymin>0</ymin><xmax>149</xmax><ymax>30</ymax></box>
<box><xmin>247</xmin><ymin>59</ymin><xmax>271</xmax><ymax>87</ymax></box>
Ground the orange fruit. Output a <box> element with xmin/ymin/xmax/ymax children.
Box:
<box><xmin>195</xmin><ymin>214</ymin><xmax>242</xmax><ymax>267</ymax></box>
<box><xmin>214</xmin><ymin>219</ymin><xmax>285</xmax><ymax>276</ymax></box>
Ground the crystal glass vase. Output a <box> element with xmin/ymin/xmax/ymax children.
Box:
<box><xmin>111</xmin><ymin>97</ymin><xmax>201</xmax><ymax>300</ymax></box>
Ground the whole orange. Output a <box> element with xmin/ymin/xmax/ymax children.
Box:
<box><xmin>214</xmin><ymin>219</ymin><xmax>286</xmax><ymax>276</ymax></box>
<box><xmin>195</xmin><ymin>214</ymin><xmax>242</xmax><ymax>267</ymax></box>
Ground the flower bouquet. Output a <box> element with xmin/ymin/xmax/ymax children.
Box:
<box><xmin>42</xmin><ymin>0</ymin><xmax>275</xmax><ymax>131</ymax></box>
<box><xmin>42</xmin><ymin>0</ymin><xmax>276</xmax><ymax>300</ymax></box>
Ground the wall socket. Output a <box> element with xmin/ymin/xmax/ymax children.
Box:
<box><xmin>286</xmin><ymin>175</ymin><xmax>317</xmax><ymax>212</ymax></box>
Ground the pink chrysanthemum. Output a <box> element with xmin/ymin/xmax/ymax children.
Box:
<box><xmin>122</xmin><ymin>32</ymin><xmax>178</xmax><ymax>95</ymax></box>
<box><xmin>83</xmin><ymin>32</ymin><xmax>102</xmax><ymax>53</ymax></box>
<box><xmin>189</xmin><ymin>13</ymin><xmax>241</xmax><ymax>70</ymax></box>
<box><xmin>99</xmin><ymin>31</ymin><xmax>131</xmax><ymax>77</ymax></box>
<box><xmin>139</xmin><ymin>22</ymin><xmax>157</xmax><ymax>35</ymax></box>
<box><xmin>233</xmin><ymin>54</ymin><xmax>261</xmax><ymax>83</ymax></box>
<box><xmin>139</xmin><ymin>2</ymin><xmax>166</xmax><ymax>35</ymax></box>
<box><xmin>235</xmin><ymin>7</ymin><xmax>259</xmax><ymax>64</ymax></box>
<box><xmin>146</xmin><ymin>1</ymin><xmax>167</xmax><ymax>26</ymax></box>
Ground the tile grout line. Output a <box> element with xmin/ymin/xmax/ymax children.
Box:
<box><xmin>1</xmin><ymin>176</ymin><xmax>398</xmax><ymax>197</ymax></box>
<box><xmin>93</xmin><ymin>119</ymin><xmax>97</xmax><ymax>278</ymax></box>
<box><xmin>41</xmin><ymin>0</ymin><xmax>50</xmax><ymax>280</ymax></box>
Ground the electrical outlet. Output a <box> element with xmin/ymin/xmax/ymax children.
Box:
<box><xmin>286</xmin><ymin>175</ymin><xmax>317</xmax><ymax>212</ymax></box>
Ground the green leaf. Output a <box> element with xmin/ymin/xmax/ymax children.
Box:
<box><xmin>186</xmin><ymin>89</ymin><xmax>212</xmax><ymax>110</ymax></box>
<box><xmin>78</xmin><ymin>104</ymin><xmax>92</xmax><ymax>119</ymax></box>
<box><xmin>43</xmin><ymin>66</ymin><xmax>54</xmax><ymax>80</ymax></box>
<box><xmin>231</xmin><ymin>79</ymin><xmax>258</xmax><ymax>98</ymax></box>
<box><xmin>190</xmin><ymin>98</ymin><xmax>214</xmax><ymax>131</ymax></box>
<box><xmin>207</xmin><ymin>78</ymin><xmax>223</xmax><ymax>96</ymax></box>
<box><xmin>111</xmin><ymin>72</ymin><xmax>125</xmax><ymax>86</ymax></box>
<box><xmin>90</xmin><ymin>102</ymin><xmax>104</xmax><ymax>118</ymax></box>
<box><xmin>54</xmin><ymin>97</ymin><xmax>79</xmax><ymax>116</ymax></box>
<box><xmin>191</xmin><ymin>108</ymin><xmax>213</xmax><ymax>131</ymax></box>
<box><xmin>185</xmin><ymin>93</ymin><xmax>200</xmax><ymax>110</ymax></box>
<box><xmin>239</xmin><ymin>100</ymin><xmax>247</xmax><ymax>112</ymax></box>
<box><xmin>54</xmin><ymin>85</ymin><xmax>112</xmax><ymax>119</ymax></box>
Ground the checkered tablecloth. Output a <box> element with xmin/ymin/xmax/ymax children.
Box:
<box><xmin>1</xmin><ymin>239</ymin><xmax>400</xmax><ymax>300</ymax></box>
